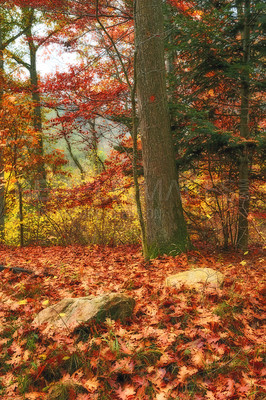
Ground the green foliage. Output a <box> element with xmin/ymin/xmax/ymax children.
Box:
<box><xmin>26</xmin><ymin>332</ymin><xmax>39</xmax><ymax>351</ymax></box>
<box><xmin>48</xmin><ymin>382</ymin><xmax>88</xmax><ymax>400</ymax></box>
<box><xmin>135</xmin><ymin>348</ymin><xmax>162</xmax><ymax>367</ymax></box>
<box><xmin>145</xmin><ymin>382</ymin><xmax>156</xmax><ymax>399</ymax></box>
<box><xmin>214</xmin><ymin>300</ymin><xmax>244</xmax><ymax>318</ymax></box>
<box><xmin>48</xmin><ymin>383</ymin><xmax>69</xmax><ymax>400</ymax></box>
<box><xmin>17</xmin><ymin>373</ymin><xmax>32</xmax><ymax>395</ymax></box>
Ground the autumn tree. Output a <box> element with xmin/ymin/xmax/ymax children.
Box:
<box><xmin>37</xmin><ymin>0</ymin><xmax>148</xmax><ymax>251</ymax></box>
<box><xmin>0</xmin><ymin>5</ymin><xmax>29</xmax><ymax>241</ymax></box>
<box><xmin>2</xmin><ymin>1</ymin><xmax>73</xmax><ymax>207</ymax></box>
<box><xmin>0</xmin><ymin>93</ymin><xmax>41</xmax><ymax>246</ymax></box>
<box><xmin>135</xmin><ymin>0</ymin><xmax>190</xmax><ymax>257</ymax></box>
<box><xmin>40</xmin><ymin>0</ymin><xmax>190</xmax><ymax>257</ymax></box>
<box><xmin>0</xmin><ymin>91</ymin><xmax>68</xmax><ymax>246</ymax></box>
<box><xmin>7</xmin><ymin>7</ymin><xmax>51</xmax><ymax>205</ymax></box>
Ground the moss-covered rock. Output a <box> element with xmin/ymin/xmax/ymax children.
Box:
<box><xmin>33</xmin><ymin>293</ymin><xmax>135</xmax><ymax>332</ymax></box>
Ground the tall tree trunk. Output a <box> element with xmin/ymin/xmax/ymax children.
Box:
<box><xmin>0</xmin><ymin>25</ymin><xmax>5</xmax><ymax>242</ymax></box>
<box><xmin>26</xmin><ymin>9</ymin><xmax>48</xmax><ymax>205</ymax></box>
<box><xmin>135</xmin><ymin>0</ymin><xmax>190</xmax><ymax>258</ymax></box>
<box><xmin>237</xmin><ymin>0</ymin><xmax>251</xmax><ymax>250</ymax></box>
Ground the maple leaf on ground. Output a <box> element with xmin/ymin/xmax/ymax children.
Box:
<box><xmin>84</xmin><ymin>376</ymin><xmax>99</xmax><ymax>392</ymax></box>
<box><xmin>132</xmin><ymin>375</ymin><xmax>148</xmax><ymax>386</ymax></box>
<box><xmin>158</xmin><ymin>351</ymin><xmax>176</xmax><ymax>366</ymax></box>
<box><xmin>112</xmin><ymin>357</ymin><xmax>135</xmax><ymax>374</ymax></box>
<box><xmin>191</xmin><ymin>348</ymin><xmax>205</xmax><ymax>367</ymax></box>
<box><xmin>115</xmin><ymin>385</ymin><xmax>136</xmax><ymax>400</ymax></box>
<box><xmin>177</xmin><ymin>365</ymin><xmax>198</xmax><ymax>383</ymax></box>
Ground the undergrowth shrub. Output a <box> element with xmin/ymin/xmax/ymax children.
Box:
<box><xmin>4</xmin><ymin>184</ymin><xmax>140</xmax><ymax>246</ymax></box>
<box><xmin>180</xmin><ymin>168</ymin><xmax>265</xmax><ymax>248</ymax></box>
<box><xmin>44</xmin><ymin>203</ymin><xmax>140</xmax><ymax>246</ymax></box>
<box><xmin>3</xmin><ymin>156</ymin><xmax>265</xmax><ymax>249</ymax></box>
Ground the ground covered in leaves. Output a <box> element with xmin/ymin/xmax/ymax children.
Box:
<box><xmin>0</xmin><ymin>244</ymin><xmax>265</xmax><ymax>400</ymax></box>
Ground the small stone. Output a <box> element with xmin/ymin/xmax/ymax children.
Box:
<box><xmin>166</xmin><ymin>267</ymin><xmax>224</xmax><ymax>289</ymax></box>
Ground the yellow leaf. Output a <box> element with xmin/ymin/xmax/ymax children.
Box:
<box><xmin>244</xmin><ymin>251</ymin><xmax>249</xmax><ymax>255</ymax></box>
<box><xmin>62</xmin><ymin>356</ymin><xmax>70</xmax><ymax>360</ymax></box>
<box><xmin>42</xmin><ymin>300</ymin><xmax>49</xmax><ymax>306</ymax></box>
<box><xmin>19</xmin><ymin>299</ymin><xmax>27</xmax><ymax>305</ymax></box>
<box><xmin>240</xmin><ymin>260</ymin><xmax>247</xmax><ymax>266</ymax></box>
<box><xmin>59</xmin><ymin>313</ymin><xmax>66</xmax><ymax>317</ymax></box>
<box><xmin>39</xmin><ymin>354</ymin><xmax>47</xmax><ymax>360</ymax></box>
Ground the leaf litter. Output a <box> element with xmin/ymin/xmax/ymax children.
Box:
<box><xmin>0</xmin><ymin>244</ymin><xmax>265</xmax><ymax>399</ymax></box>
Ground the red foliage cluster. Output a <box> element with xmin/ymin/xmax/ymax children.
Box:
<box><xmin>47</xmin><ymin>171</ymin><xmax>128</xmax><ymax>210</ymax></box>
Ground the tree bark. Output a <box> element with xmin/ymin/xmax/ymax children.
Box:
<box><xmin>236</xmin><ymin>0</ymin><xmax>251</xmax><ymax>250</ymax></box>
<box><xmin>135</xmin><ymin>0</ymin><xmax>190</xmax><ymax>258</ymax></box>
<box><xmin>25</xmin><ymin>9</ymin><xmax>48</xmax><ymax>205</ymax></box>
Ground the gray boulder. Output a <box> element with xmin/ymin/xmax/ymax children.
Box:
<box><xmin>166</xmin><ymin>267</ymin><xmax>224</xmax><ymax>289</ymax></box>
<box><xmin>33</xmin><ymin>293</ymin><xmax>135</xmax><ymax>331</ymax></box>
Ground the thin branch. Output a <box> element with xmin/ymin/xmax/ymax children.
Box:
<box><xmin>95</xmin><ymin>0</ymin><xmax>132</xmax><ymax>90</ymax></box>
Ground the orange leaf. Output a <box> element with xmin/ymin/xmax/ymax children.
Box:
<box><xmin>116</xmin><ymin>385</ymin><xmax>136</xmax><ymax>400</ymax></box>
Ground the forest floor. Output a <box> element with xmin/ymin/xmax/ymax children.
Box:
<box><xmin>0</xmin><ymin>243</ymin><xmax>265</xmax><ymax>400</ymax></box>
